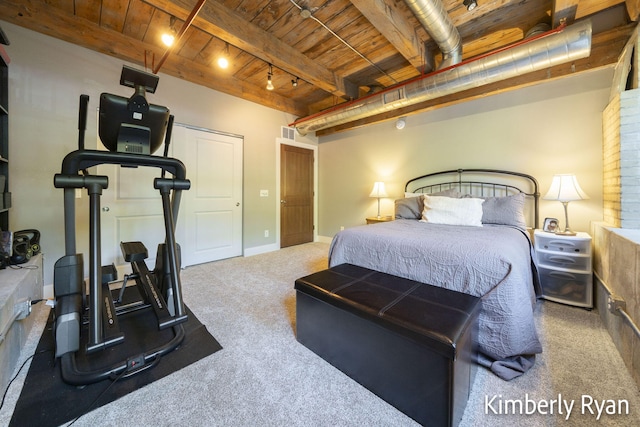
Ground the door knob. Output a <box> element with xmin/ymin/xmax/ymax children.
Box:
<box><xmin>102</xmin><ymin>206</ymin><xmax>110</xmax><ymax>212</ymax></box>
<box><xmin>236</xmin><ymin>202</ymin><xmax>240</xmax><ymax>207</ymax></box>
<box><xmin>280</xmin><ymin>200</ymin><xmax>286</xmax><ymax>204</ymax></box>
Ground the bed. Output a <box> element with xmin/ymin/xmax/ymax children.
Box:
<box><xmin>328</xmin><ymin>169</ymin><xmax>543</xmax><ymax>380</ymax></box>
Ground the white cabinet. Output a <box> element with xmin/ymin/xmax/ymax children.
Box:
<box><xmin>534</xmin><ymin>230</ymin><xmax>592</xmax><ymax>308</ymax></box>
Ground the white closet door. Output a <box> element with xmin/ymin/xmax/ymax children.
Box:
<box><xmin>172</xmin><ymin>125</ymin><xmax>243</xmax><ymax>266</ymax></box>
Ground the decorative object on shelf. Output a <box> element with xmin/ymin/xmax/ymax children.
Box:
<box><xmin>543</xmin><ymin>217</ymin><xmax>559</xmax><ymax>233</ymax></box>
<box><xmin>369</xmin><ymin>181</ymin><xmax>388</xmax><ymax>218</ymax></box>
<box><xmin>542</xmin><ymin>174</ymin><xmax>589</xmax><ymax>236</ymax></box>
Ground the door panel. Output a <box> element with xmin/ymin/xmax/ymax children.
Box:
<box><xmin>280</xmin><ymin>144</ymin><xmax>314</xmax><ymax>248</ymax></box>
<box><xmin>173</xmin><ymin>125</ymin><xmax>243</xmax><ymax>265</ymax></box>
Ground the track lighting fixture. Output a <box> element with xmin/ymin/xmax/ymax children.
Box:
<box><xmin>266</xmin><ymin>64</ymin><xmax>274</xmax><ymax>91</ymax></box>
<box><xmin>217</xmin><ymin>42</ymin><xmax>230</xmax><ymax>69</ymax></box>
<box><xmin>463</xmin><ymin>0</ymin><xmax>477</xmax><ymax>11</ymax></box>
<box><xmin>292</xmin><ymin>77</ymin><xmax>299</xmax><ymax>87</ymax></box>
<box><xmin>161</xmin><ymin>16</ymin><xmax>177</xmax><ymax>47</ymax></box>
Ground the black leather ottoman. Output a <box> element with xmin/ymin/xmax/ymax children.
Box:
<box><xmin>295</xmin><ymin>263</ymin><xmax>480</xmax><ymax>427</ymax></box>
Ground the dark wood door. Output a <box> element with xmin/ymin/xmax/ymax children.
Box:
<box><xmin>280</xmin><ymin>144</ymin><xmax>314</xmax><ymax>248</ymax></box>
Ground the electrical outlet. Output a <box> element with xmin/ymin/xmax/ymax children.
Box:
<box><xmin>264</xmin><ymin>230</ymin><xmax>269</xmax><ymax>237</ymax></box>
<box><xmin>75</xmin><ymin>188</ymin><xmax>82</xmax><ymax>199</ymax></box>
<box><xmin>260</xmin><ymin>189</ymin><xmax>269</xmax><ymax>197</ymax></box>
<box><xmin>608</xmin><ymin>295</ymin><xmax>626</xmax><ymax>314</ymax></box>
<box><xmin>340</xmin><ymin>226</ymin><xmax>344</xmax><ymax>231</ymax></box>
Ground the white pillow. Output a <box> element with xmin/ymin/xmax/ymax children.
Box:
<box><xmin>420</xmin><ymin>195</ymin><xmax>484</xmax><ymax>227</ymax></box>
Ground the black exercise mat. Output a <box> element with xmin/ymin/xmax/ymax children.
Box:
<box><xmin>10</xmin><ymin>302</ymin><xmax>222</xmax><ymax>427</ymax></box>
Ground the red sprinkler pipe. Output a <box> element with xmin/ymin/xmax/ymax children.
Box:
<box><xmin>152</xmin><ymin>0</ymin><xmax>207</xmax><ymax>75</ymax></box>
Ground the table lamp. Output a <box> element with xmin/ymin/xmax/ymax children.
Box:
<box><xmin>369</xmin><ymin>181</ymin><xmax>388</xmax><ymax>218</ymax></box>
<box><xmin>543</xmin><ymin>174</ymin><xmax>589</xmax><ymax>236</ymax></box>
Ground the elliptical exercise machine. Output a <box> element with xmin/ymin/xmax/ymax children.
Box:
<box><xmin>53</xmin><ymin>66</ymin><xmax>190</xmax><ymax>385</ymax></box>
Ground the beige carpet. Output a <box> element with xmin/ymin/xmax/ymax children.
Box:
<box><xmin>2</xmin><ymin>242</ymin><xmax>639</xmax><ymax>426</ymax></box>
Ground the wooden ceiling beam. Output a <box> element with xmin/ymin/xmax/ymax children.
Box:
<box><xmin>552</xmin><ymin>1</ymin><xmax>626</xmax><ymax>28</ymax></box>
<box><xmin>145</xmin><ymin>0</ymin><xmax>359</xmax><ymax>100</ymax></box>
<box><xmin>626</xmin><ymin>0</ymin><xmax>640</xmax><ymax>21</ymax></box>
<box><xmin>317</xmin><ymin>23</ymin><xmax>634</xmax><ymax>136</ymax></box>
<box><xmin>552</xmin><ymin>0</ymin><xmax>580</xmax><ymax>28</ymax></box>
<box><xmin>350</xmin><ymin>0</ymin><xmax>426</xmax><ymax>71</ymax></box>
<box><xmin>0</xmin><ymin>0</ymin><xmax>308</xmax><ymax>117</ymax></box>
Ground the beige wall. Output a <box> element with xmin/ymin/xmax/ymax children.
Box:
<box><xmin>317</xmin><ymin>68</ymin><xmax>613</xmax><ymax>237</ymax></box>
<box><xmin>2</xmin><ymin>21</ymin><xmax>317</xmax><ymax>290</ymax></box>
<box><xmin>2</xmin><ymin>19</ymin><xmax>616</xmax><ymax>293</ymax></box>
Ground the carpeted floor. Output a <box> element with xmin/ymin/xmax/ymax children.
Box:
<box><xmin>9</xmin><ymin>303</ymin><xmax>221</xmax><ymax>427</ymax></box>
<box><xmin>1</xmin><ymin>242</ymin><xmax>639</xmax><ymax>426</ymax></box>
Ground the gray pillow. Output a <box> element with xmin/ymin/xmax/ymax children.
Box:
<box><xmin>395</xmin><ymin>196</ymin><xmax>422</xmax><ymax>219</ymax></box>
<box><xmin>481</xmin><ymin>192</ymin><xmax>526</xmax><ymax>228</ymax></box>
<box><xmin>395</xmin><ymin>189</ymin><xmax>466</xmax><ymax>219</ymax></box>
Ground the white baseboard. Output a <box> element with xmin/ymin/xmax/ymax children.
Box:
<box><xmin>243</xmin><ymin>243</ymin><xmax>279</xmax><ymax>257</ymax></box>
<box><xmin>317</xmin><ymin>235</ymin><xmax>333</xmax><ymax>243</ymax></box>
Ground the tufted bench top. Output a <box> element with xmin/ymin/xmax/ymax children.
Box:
<box><xmin>294</xmin><ymin>263</ymin><xmax>480</xmax><ymax>359</ymax></box>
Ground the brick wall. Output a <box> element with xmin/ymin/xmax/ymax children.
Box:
<box><xmin>603</xmin><ymin>94</ymin><xmax>621</xmax><ymax>226</ymax></box>
<box><xmin>619</xmin><ymin>90</ymin><xmax>640</xmax><ymax>228</ymax></box>
<box><xmin>603</xmin><ymin>89</ymin><xmax>640</xmax><ymax>228</ymax></box>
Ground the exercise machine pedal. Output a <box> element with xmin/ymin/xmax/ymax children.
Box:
<box><xmin>101</xmin><ymin>263</ymin><xmax>118</xmax><ymax>284</ymax></box>
<box><xmin>134</xmin><ymin>259</ymin><xmax>187</xmax><ymax>329</ymax></box>
<box><xmin>120</xmin><ymin>241</ymin><xmax>148</xmax><ymax>262</ymax></box>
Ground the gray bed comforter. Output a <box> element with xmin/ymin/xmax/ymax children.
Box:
<box><xmin>328</xmin><ymin>219</ymin><xmax>542</xmax><ymax>380</ymax></box>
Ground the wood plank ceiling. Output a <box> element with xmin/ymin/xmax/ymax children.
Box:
<box><xmin>0</xmin><ymin>0</ymin><xmax>637</xmax><ymax>135</ymax></box>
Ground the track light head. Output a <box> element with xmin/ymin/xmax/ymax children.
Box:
<box><xmin>266</xmin><ymin>64</ymin><xmax>274</xmax><ymax>90</ymax></box>
<box><xmin>463</xmin><ymin>0</ymin><xmax>477</xmax><ymax>11</ymax></box>
<box><xmin>217</xmin><ymin>43</ymin><xmax>230</xmax><ymax>69</ymax></box>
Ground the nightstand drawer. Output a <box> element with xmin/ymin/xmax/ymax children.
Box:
<box><xmin>536</xmin><ymin>250</ymin><xmax>591</xmax><ymax>271</ymax></box>
<box><xmin>537</xmin><ymin>266</ymin><xmax>592</xmax><ymax>307</ymax></box>
<box><xmin>536</xmin><ymin>237</ymin><xmax>590</xmax><ymax>254</ymax></box>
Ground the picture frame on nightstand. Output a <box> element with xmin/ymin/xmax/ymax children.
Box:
<box><xmin>543</xmin><ymin>217</ymin><xmax>559</xmax><ymax>233</ymax></box>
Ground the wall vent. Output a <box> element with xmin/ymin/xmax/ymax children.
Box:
<box><xmin>281</xmin><ymin>126</ymin><xmax>295</xmax><ymax>140</ymax></box>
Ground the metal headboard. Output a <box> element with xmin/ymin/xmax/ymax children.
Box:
<box><xmin>405</xmin><ymin>168</ymin><xmax>540</xmax><ymax>229</ymax></box>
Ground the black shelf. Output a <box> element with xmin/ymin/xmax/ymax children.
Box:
<box><xmin>0</xmin><ymin>35</ymin><xmax>9</xmax><ymax>231</ymax></box>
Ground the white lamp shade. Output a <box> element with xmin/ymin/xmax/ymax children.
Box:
<box><xmin>543</xmin><ymin>174</ymin><xmax>589</xmax><ymax>202</ymax></box>
<box><xmin>369</xmin><ymin>181</ymin><xmax>388</xmax><ymax>198</ymax></box>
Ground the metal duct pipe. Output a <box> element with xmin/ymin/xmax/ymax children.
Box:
<box><xmin>405</xmin><ymin>0</ymin><xmax>462</xmax><ymax>68</ymax></box>
<box><xmin>291</xmin><ymin>20</ymin><xmax>592</xmax><ymax>136</ymax></box>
